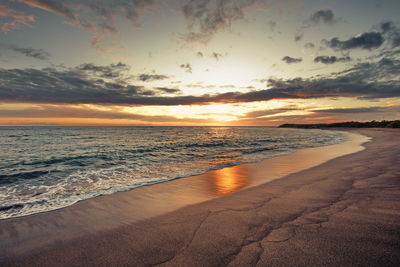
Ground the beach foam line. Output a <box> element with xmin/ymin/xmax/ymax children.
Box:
<box><xmin>0</xmin><ymin>130</ymin><xmax>371</xmax><ymax>263</ymax></box>
<box><xmin>0</xmin><ymin>129</ymin><xmax>350</xmax><ymax>220</ymax></box>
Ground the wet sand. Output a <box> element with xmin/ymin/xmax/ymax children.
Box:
<box><xmin>1</xmin><ymin>128</ymin><xmax>399</xmax><ymax>266</ymax></box>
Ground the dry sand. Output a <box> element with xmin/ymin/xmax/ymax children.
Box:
<box><xmin>1</xmin><ymin>128</ymin><xmax>399</xmax><ymax>266</ymax></box>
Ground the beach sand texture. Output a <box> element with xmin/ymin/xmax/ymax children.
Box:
<box><xmin>1</xmin><ymin>128</ymin><xmax>399</xmax><ymax>266</ymax></box>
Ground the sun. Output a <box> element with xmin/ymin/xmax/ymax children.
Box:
<box><xmin>179</xmin><ymin>57</ymin><xmax>270</xmax><ymax>93</ymax></box>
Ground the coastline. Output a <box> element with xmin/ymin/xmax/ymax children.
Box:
<box><xmin>2</xmin><ymin>128</ymin><xmax>400</xmax><ymax>266</ymax></box>
<box><xmin>0</xmin><ymin>127</ymin><xmax>348</xmax><ymax>220</ymax></box>
<box><xmin>0</xmin><ymin>129</ymin><xmax>364</xmax><ymax>221</ymax></box>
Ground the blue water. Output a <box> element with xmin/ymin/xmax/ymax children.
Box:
<box><xmin>0</xmin><ymin>126</ymin><xmax>346</xmax><ymax>219</ymax></box>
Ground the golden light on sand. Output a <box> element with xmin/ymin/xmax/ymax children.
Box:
<box><xmin>210</xmin><ymin>165</ymin><xmax>249</xmax><ymax>196</ymax></box>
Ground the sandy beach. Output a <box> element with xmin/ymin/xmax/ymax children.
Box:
<box><xmin>1</xmin><ymin>128</ymin><xmax>399</xmax><ymax>266</ymax></box>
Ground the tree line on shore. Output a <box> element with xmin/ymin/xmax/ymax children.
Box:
<box><xmin>279</xmin><ymin>120</ymin><xmax>400</xmax><ymax>129</ymax></box>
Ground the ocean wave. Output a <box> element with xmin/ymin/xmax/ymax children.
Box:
<box><xmin>0</xmin><ymin>127</ymin><xmax>346</xmax><ymax>219</ymax></box>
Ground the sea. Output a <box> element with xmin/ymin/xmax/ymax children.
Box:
<box><xmin>0</xmin><ymin>126</ymin><xmax>346</xmax><ymax>219</ymax></box>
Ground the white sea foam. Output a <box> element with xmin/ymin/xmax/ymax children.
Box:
<box><xmin>0</xmin><ymin>127</ymin><xmax>346</xmax><ymax>219</ymax></box>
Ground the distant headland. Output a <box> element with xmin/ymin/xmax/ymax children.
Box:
<box><xmin>279</xmin><ymin>120</ymin><xmax>400</xmax><ymax>129</ymax></box>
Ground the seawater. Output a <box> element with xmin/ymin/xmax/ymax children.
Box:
<box><xmin>0</xmin><ymin>126</ymin><xmax>346</xmax><ymax>219</ymax></box>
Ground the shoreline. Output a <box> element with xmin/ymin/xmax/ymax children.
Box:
<box><xmin>0</xmin><ymin>129</ymin><xmax>362</xmax><ymax>221</ymax></box>
<box><xmin>2</xmin><ymin>128</ymin><xmax>400</xmax><ymax>266</ymax></box>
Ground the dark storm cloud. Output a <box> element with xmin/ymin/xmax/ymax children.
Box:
<box><xmin>282</xmin><ymin>56</ymin><xmax>302</xmax><ymax>64</ymax></box>
<box><xmin>314</xmin><ymin>56</ymin><xmax>351</xmax><ymax>64</ymax></box>
<box><xmin>137</xmin><ymin>74</ymin><xmax>170</xmax><ymax>82</ymax></box>
<box><xmin>179</xmin><ymin>63</ymin><xmax>192</xmax><ymax>73</ymax></box>
<box><xmin>1</xmin><ymin>44</ymin><xmax>51</xmax><ymax>60</ymax></box>
<box><xmin>0</xmin><ymin>59</ymin><xmax>399</xmax><ymax>106</ymax></box>
<box><xmin>181</xmin><ymin>0</ymin><xmax>259</xmax><ymax>43</ymax></box>
<box><xmin>323</xmin><ymin>32</ymin><xmax>384</xmax><ymax>51</ymax></box>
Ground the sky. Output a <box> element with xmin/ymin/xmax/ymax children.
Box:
<box><xmin>0</xmin><ymin>0</ymin><xmax>399</xmax><ymax>126</ymax></box>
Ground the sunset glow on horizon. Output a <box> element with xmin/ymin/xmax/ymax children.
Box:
<box><xmin>0</xmin><ymin>0</ymin><xmax>399</xmax><ymax>126</ymax></box>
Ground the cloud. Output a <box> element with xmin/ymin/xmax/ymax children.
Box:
<box><xmin>263</xmin><ymin>58</ymin><xmax>400</xmax><ymax>100</ymax></box>
<box><xmin>0</xmin><ymin>4</ymin><xmax>35</xmax><ymax>32</ymax></box>
<box><xmin>0</xmin><ymin>63</ymin><xmax>166</xmax><ymax>105</ymax></box>
<box><xmin>242</xmin><ymin>106</ymin><xmax>397</xmax><ymax>127</ymax></box>
<box><xmin>0</xmin><ymin>105</ymin><xmax>210</xmax><ymax>123</ymax></box>
<box><xmin>77</xmin><ymin>62</ymin><xmax>130</xmax><ymax>79</ymax></box>
<box><xmin>294</xmin><ymin>33</ymin><xmax>303</xmax><ymax>42</ymax></box>
<box><xmin>304</xmin><ymin>42</ymin><xmax>315</xmax><ymax>49</ymax></box>
<box><xmin>267</xmin><ymin>20</ymin><xmax>276</xmax><ymax>32</ymax></box>
<box><xmin>186</xmin><ymin>83</ymin><xmax>214</xmax><ymax>88</ymax></box>
<box><xmin>181</xmin><ymin>0</ymin><xmax>258</xmax><ymax>43</ymax></box>
<box><xmin>307</xmin><ymin>105</ymin><xmax>400</xmax><ymax>122</ymax></box>
<box><xmin>220</xmin><ymin>84</ymin><xmax>236</xmax><ymax>88</ymax></box>
<box><xmin>322</xmin><ymin>21</ymin><xmax>400</xmax><ymax>54</ymax></box>
<box><xmin>378</xmin><ymin>21</ymin><xmax>400</xmax><ymax>48</ymax></box>
<box><xmin>186</xmin><ymin>83</ymin><xmax>236</xmax><ymax>89</ymax></box>
<box><xmin>244</xmin><ymin>107</ymin><xmax>299</xmax><ymax>118</ymax></box>
<box><xmin>16</xmin><ymin>0</ymin><xmax>76</xmax><ymax>19</ymax></box>
<box><xmin>324</xmin><ymin>32</ymin><xmax>384</xmax><ymax>51</ymax></box>
<box><xmin>314</xmin><ymin>55</ymin><xmax>351</xmax><ymax>64</ymax></box>
<box><xmin>0</xmin><ymin>58</ymin><xmax>399</xmax><ymax>106</ymax></box>
<box><xmin>179</xmin><ymin>63</ymin><xmax>192</xmax><ymax>73</ymax></box>
<box><xmin>295</xmin><ymin>9</ymin><xmax>336</xmax><ymax>44</ymax></box>
<box><xmin>154</xmin><ymin>87</ymin><xmax>181</xmax><ymax>94</ymax></box>
<box><xmin>380</xmin><ymin>21</ymin><xmax>396</xmax><ymax>33</ymax></box>
<box><xmin>236</xmin><ymin>105</ymin><xmax>400</xmax><ymax>126</ymax></box>
<box><xmin>3</xmin><ymin>44</ymin><xmax>51</xmax><ymax>60</ymax></box>
<box><xmin>211</xmin><ymin>52</ymin><xmax>223</xmax><ymax>61</ymax></box>
<box><xmin>392</xmin><ymin>35</ymin><xmax>400</xmax><ymax>48</ymax></box>
<box><xmin>137</xmin><ymin>74</ymin><xmax>170</xmax><ymax>82</ymax></box>
<box><xmin>15</xmin><ymin>0</ymin><xmax>155</xmax><ymax>45</ymax></box>
<box><xmin>307</xmin><ymin>9</ymin><xmax>336</xmax><ymax>25</ymax></box>
<box><xmin>375</xmin><ymin>48</ymin><xmax>400</xmax><ymax>60</ymax></box>
<box><xmin>312</xmin><ymin>107</ymin><xmax>388</xmax><ymax>114</ymax></box>
<box><xmin>282</xmin><ymin>56</ymin><xmax>302</xmax><ymax>64</ymax></box>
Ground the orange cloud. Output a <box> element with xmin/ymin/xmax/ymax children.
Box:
<box><xmin>0</xmin><ymin>104</ymin><xmax>221</xmax><ymax>126</ymax></box>
<box><xmin>15</xmin><ymin>0</ymin><xmax>154</xmax><ymax>47</ymax></box>
<box><xmin>0</xmin><ymin>4</ymin><xmax>35</xmax><ymax>32</ymax></box>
